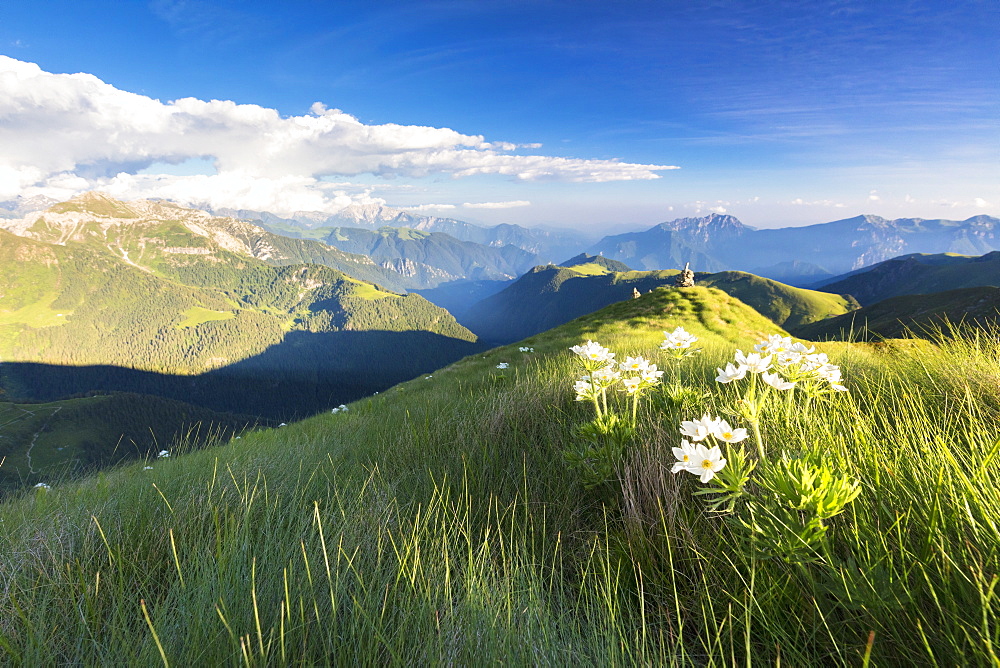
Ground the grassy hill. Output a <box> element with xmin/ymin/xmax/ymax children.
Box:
<box><xmin>462</xmin><ymin>262</ymin><xmax>857</xmax><ymax>343</ymax></box>
<box><xmin>793</xmin><ymin>285</ymin><xmax>1000</xmax><ymax>340</ymax></box>
<box><xmin>816</xmin><ymin>251</ymin><xmax>1000</xmax><ymax>305</ymax></box>
<box><xmin>0</xmin><ymin>393</ymin><xmax>258</xmax><ymax>493</ymax></box>
<box><xmin>0</xmin><ymin>286</ymin><xmax>995</xmax><ymax>664</ymax></box>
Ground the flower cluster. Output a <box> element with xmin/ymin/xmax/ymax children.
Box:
<box><xmin>518</xmin><ymin>346</ymin><xmax>535</xmax><ymax>353</ymax></box>
<box><xmin>714</xmin><ymin>335</ymin><xmax>848</xmax><ymax>395</ymax></box>
<box><xmin>671</xmin><ymin>413</ymin><xmax>747</xmax><ymax>482</ymax></box>
<box><xmin>570</xmin><ymin>340</ymin><xmax>615</xmax><ymax>370</ymax></box>
<box><xmin>566</xmin><ymin>330</ymin><xmax>860</xmax><ymax>563</ymax></box>
<box><xmin>671</xmin><ymin>439</ymin><xmax>727</xmax><ymax>483</ymax></box>
<box><xmin>680</xmin><ymin>413</ymin><xmax>749</xmax><ymax>444</ymax></box>
<box><xmin>157</xmin><ymin>450</ymin><xmax>170</xmax><ymax>458</ymax></box>
<box><xmin>660</xmin><ymin>326</ymin><xmax>700</xmax><ymax>361</ymax></box>
<box><xmin>570</xmin><ymin>341</ymin><xmax>664</xmax><ymax>426</ymax></box>
<box><xmin>331</xmin><ymin>404</ymin><xmax>349</xmax><ymax>414</ymax></box>
<box><xmin>496</xmin><ymin>362</ymin><xmax>509</xmax><ymax>369</ymax></box>
<box><xmin>570</xmin><ymin>341</ymin><xmax>663</xmax><ymax>403</ymax></box>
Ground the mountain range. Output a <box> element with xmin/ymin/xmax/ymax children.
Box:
<box><xmin>794</xmin><ymin>286</ymin><xmax>1000</xmax><ymax>341</ymax></box>
<box><xmin>215</xmin><ymin>202</ymin><xmax>592</xmax><ymax>264</ymax></box>
<box><xmin>587</xmin><ymin>213</ymin><xmax>1000</xmax><ymax>285</ymax></box>
<box><xmin>0</xmin><ymin>192</ymin><xmax>481</xmax><ymax>420</ymax></box>
<box><xmin>813</xmin><ymin>251</ymin><xmax>1000</xmax><ymax>305</ymax></box>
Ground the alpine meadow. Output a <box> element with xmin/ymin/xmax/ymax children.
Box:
<box><xmin>2</xmin><ymin>1</ymin><xmax>999</xmax><ymax>664</ymax></box>
<box><xmin>0</xmin><ymin>285</ymin><xmax>998</xmax><ymax>664</ymax></box>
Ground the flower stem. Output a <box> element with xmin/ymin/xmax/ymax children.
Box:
<box><xmin>751</xmin><ymin>419</ymin><xmax>765</xmax><ymax>461</ymax></box>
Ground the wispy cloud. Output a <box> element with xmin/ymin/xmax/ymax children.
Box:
<box><xmin>0</xmin><ymin>57</ymin><xmax>677</xmax><ymax>214</ymax></box>
<box><xmin>790</xmin><ymin>198</ymin><xmax>847</xmax><ymax>208</ymax></box>
<box><xmin>403</xmin><ymin>203</ymin><xmax>457</xmax><ymax>212</ymax></box>
<box><xmin>461</xmin><ymin>201</ymin><xmax>531</xmax><ymax>209</ymax></box>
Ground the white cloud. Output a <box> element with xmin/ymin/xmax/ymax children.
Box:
<box><xmin>688</xmin><ymin>200</ymin><xmax>730</xmax><ymax>215</ymax></box>
<box><xmin>790</xmin><ymin>198</ymin><xmax>846</xmax><ymax>207</ymax></box>
<box><xmin>974</xmin><ymin>197</ymin><xmax>991</xmax><ymax>208</ymax></box>
<box><xmin>868</xmin><ymin>190</ymin><xmax>881</xmax><ymax>202</ymax></box>
<box><xmin>461</xmin><ymin>201</ymin><xmax>531</xmax><ymax>209</ymax></box>
<box><xmin>402</xmin><ymin>203</ymin><xmax>458</xmax><ymax>212</ymax></box>
<box><xmin>0</xmin><ymin>57</ymin><xmax>678</xmax><ymax>213</ymax></box>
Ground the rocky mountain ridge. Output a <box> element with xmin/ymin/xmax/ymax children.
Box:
<box><xmin>588</xmin><ymin>212</ymin><xmax>1000</xmax><ymax>284</ymax></box>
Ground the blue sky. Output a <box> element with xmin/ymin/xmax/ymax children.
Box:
<box><xmin>0</xmin><ymin>0</ymin><xmax>996</xmax><ymax>231</ymax></box>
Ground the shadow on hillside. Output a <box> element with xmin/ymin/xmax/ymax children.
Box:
<box><xmin>1</xmin><ymin>330</ymin><xmax>488</xmax><ymax>421</ymax></box>
<box><xmin>413</xmin><ymin>278</ymin><xmax>513</xmax><ymax>319</ymax></box>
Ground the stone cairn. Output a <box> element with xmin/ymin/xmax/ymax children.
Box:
<box><xmin>675</xmin><ymin>262</ymin><xmax>695</xmax><ymax>288</ymax></box>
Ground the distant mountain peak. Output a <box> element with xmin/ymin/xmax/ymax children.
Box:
<box><xmin>658</xmin><ymin>213</ymin><xmax>752</xmax><ymax>233</ymax></box>
<box><xmin>335</xmin><ymin>202</ymin><xmax>404</xmax><ymax>225</ymax></box>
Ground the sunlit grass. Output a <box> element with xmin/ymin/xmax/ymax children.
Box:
<box><xmin>176</xmin><ymin>306</ymin><xmax>236</xmax><ymax>329</ymax></box>
<box><xmin>0</xmin><ymin>288</ymin><xmax>997</xmax><ymax>664</ymax></box>
<box><xmin>0</xmin><ymin>297</ymin><xmax>70</xmax><ymax>328</ymax></box>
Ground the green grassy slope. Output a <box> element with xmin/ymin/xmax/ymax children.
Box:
<box><xmin>698</xmin><ymin>271</ymin><xmax>859</xmax><ymax>328</ymax></box>
<box><xmin>0</xmin><ymin>196</ymin><xmax>483</xmax><ymax>426</ymax></box>
<box><xmin>0</xmin><ymin>394</ymin><xmax>258</xmax><ymax>492</ymax></box>
<box><xmin>793</xmin><ymin>285</ymin><xmax>1000</xmax><ymax>340</ymax></box>
<box><xmin>0</xmin><ymin>228</ymin><xmax>473</xmax><ymax>375</ymax></box>
<box><xmin>0</xmin><ymin>286</ymin><xmax>995</xmax><ymax>664</ymax></box>
<box><xmin>462</xmin><ymin>264</ymin><xmax>857</xmax><ymax>343</ymax></box>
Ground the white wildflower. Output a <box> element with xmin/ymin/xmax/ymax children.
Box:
<box><xmin>680</xmin><ymin>414</ymin><xmax>722</xmax><ymax>442</ymax></box>
<box><xmin>687</xmin><ymin>443</ymin><xmax>727</xmax><ymax>483</ymax></box>
<box><xmin>734</xmin><ymin>349</ymin><xmax>772</xmax><ymax>374</ymax></box>
<box><xmin>591</xmin><ymin>367</ymin><xmax>622</xmax><ymax>387</ymax></box>
<box><xmin>661</xmin><ymin>326</ymin><xmax>698</xmax><ymax>349</ymax></box>
<box><xmin>621</xmin><ymin>376</ymin><xmax>642</xmax><ymax>394</ymax></box>
<box><xmin>715</xmin><ymin>362</ymin><xmax>748</xmax><ymax>384</ymax></box>
<box><xmin>762</xmin><ymin>371</ymin><xmax>796</xmax><ymax>391</ymax></box>
<box><xmin>574</xmin><ymin>379</ymin><xmax>596</xmax><ymax>401</ymax></box>
<box><xmin>496</xmin><ymin>362</ymin><xmax>509</xmax><ymax>369</ymax></box>
<box><xmin>620</xmin><ymin>356</ymin><xmax>651</xmax><ymax>373</ymax></box>
<box><xmin>754</xmin><ymin>334</ymin><xmax>792</xmax><ymax>355</ymax></box>
<box><xmin>713</xmin><ymin>419</ymin><xmax>748</xmax><ymax>443</ymax></box>
<box><xmin>671</xmin><ymin>439</ymin><xmax>699</xmax><ymax>473</ymax></box>
<box><xmin>157</xmin><ymin>450</ymin><xmax>170</xmax><ymax>458</ymax></box>
<box><xmin>640</xmin><ymin>365</ymin><xmax>664</xmax><ymax>384</ymax></box>
<box><xmin>570</xmin><ymin>340</ymin><xmax>615</xmax><ymax>365</ymax></box>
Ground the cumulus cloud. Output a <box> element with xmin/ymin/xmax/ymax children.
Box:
<box><xmin>461</xmin><ymin>201</ymin><xmax>531</xmax><ymax>209</ymax></box>
<box><xmin>688</xmin><ymin>200</ymin><xmax>731</xmax><ymax>215</ymax></box>
<box><xmin>974</xmin><ymin>197</ymin><xmax>992</xmax><ymax>208</ymax></box>
<box><xmin>0</xmin><ymin>57</ymin><xmax>678</xmax><ymax>214</ymax></box>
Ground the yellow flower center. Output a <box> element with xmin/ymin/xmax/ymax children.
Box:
<box><xmin>702</xmin><ymin>459</ymin><xmax>713</xmax><ymax>469</ymax></box>
<box><xmin>721</xmin><ymin>432</ymin><xmax>733</xmax><ymax>440</ymax></box>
